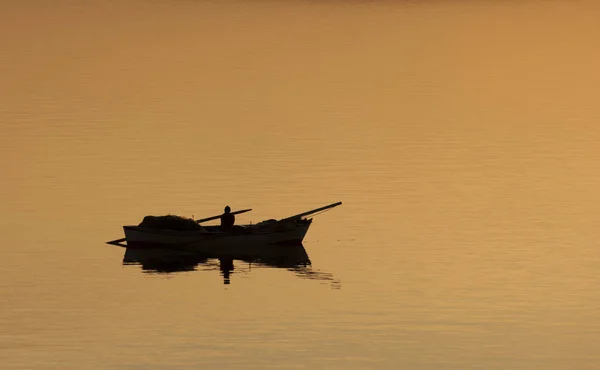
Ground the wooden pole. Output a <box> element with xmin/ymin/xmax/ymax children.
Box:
<box><xmin>106</xmin><ymin>238</ymin><xmax>127</xmax><ymax>247</ymax></box>
<box><xmin>279</xmin><ymin>201</ymin><xmax>342</xmax><ymax>222</ymax></box>
<box><xmin>195</xmin><ymin>208</ymin><xmax>252</xmax><ymax>223</ymax></box>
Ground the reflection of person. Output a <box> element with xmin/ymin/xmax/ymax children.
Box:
<box><xmin>219</xmin><ymin>258</ymin><xmax>234</xmax><ymax>285</ymax></box>
<box><xmin>220</xmin><ymin>205</ymin><xmax>235</xmax><ymax>230</ymax></box>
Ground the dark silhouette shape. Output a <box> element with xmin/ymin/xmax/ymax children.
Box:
<box><xmin>219</xmin><ymin>258</ymin><xmax>234</xmax><ymax>284</ymax></box>
<box><xmin>122</xmin><ymin>248</ymin><xmax>207</xmax><ymax>273</ymax></box>
<box><xmin>138</xmin><ymin>215</ymin><xmax>203</xmax><ymax>231</ymax></box>
<box><xmin>119</xmin><ymin>243</ymin><xmax>340</xmax><ymax>288</ymax></box>
<box><xmin>220</xmin><ymin>205</ymin><xmax>235</xmax><ymax>230</ymax></box>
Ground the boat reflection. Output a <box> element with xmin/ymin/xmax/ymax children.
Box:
<box><xmin>122</xmin><ymin>243</ymin><xmax>340</xmax><ymax>287</ymax></box>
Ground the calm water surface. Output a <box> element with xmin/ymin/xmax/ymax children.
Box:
<box><xmin>2</xmin><ymin>1</ymin><xmax>600</xmax><ymax>369</ymax></box>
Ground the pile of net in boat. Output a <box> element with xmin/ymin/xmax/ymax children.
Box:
<box><xmin>138</xmin><ymin>215</ymin><xmax>204</xmax><ymax>231</ymax></box>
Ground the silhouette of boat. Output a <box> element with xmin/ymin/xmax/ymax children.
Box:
<box><xmin>109</xmin><ymin>202</ymin><xmax>341</xmax><ymax>252</ymax></box>
<box><xmin>121</xmin><ymin>242</ymin><xmax>340</xmax><ymax>286</ymax></box>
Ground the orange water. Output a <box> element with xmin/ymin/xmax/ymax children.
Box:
<box><xmin>2</xmin><ymin>1</ymin><xmax>600</xmax><ymax>369</ymax></box>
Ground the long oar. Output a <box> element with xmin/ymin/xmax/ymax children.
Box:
<box><xmin>279</xmin><ymin>202</ymin><xmax>342</xmax><ymax>222</ymax></box>
<box><xmin>106</xmin><ymin>237</ymin><xmax>127</xmax><ymax>246</ymax></box>
<box><xmin>195</xmin><ymin>208</ymin><xmax>252</xmax><ymax>223</ymax></box>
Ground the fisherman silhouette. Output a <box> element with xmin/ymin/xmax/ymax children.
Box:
<box><xmin>220</xmin><ymin>205</ymin><xmax>235</xmax><ymax>230</ymax></box>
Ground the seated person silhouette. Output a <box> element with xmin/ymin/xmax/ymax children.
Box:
<box><xmin>220</xmin><ymin>205</ymin><xmax>235</xmax><ymax>231</ymax></box>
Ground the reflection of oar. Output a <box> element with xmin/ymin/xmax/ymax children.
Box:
<box><xmin>195</xmin><ymin>209</ymin><xmax>252</xmax><ymax>223</ymax></box>
<box><xmin>279</xmin><ymin>202</ymin><xmax>342</xmax><ymax>222</ymax></box>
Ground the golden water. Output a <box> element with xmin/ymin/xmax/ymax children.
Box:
<box><xmin>2</xmin><ymin>1</ymin><xmax>600</xmax><ymax>369</ymax></box>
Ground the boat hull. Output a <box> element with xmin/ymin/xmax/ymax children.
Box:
<box><xmin>123</xmin><ymin>219</ymin><xmax>312</xmax><ymax>253</ymax></box>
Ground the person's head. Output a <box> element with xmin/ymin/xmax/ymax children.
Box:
<box><xmin>224</xmin><ymin>205</ymin><xmax>231</xmax><ymax>213</ymax></box>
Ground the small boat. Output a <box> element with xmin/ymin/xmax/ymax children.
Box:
<box><xmin>108</xmin><ymin>202</ymin><xmax>342</xmax><ymax>252</ymax></box>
